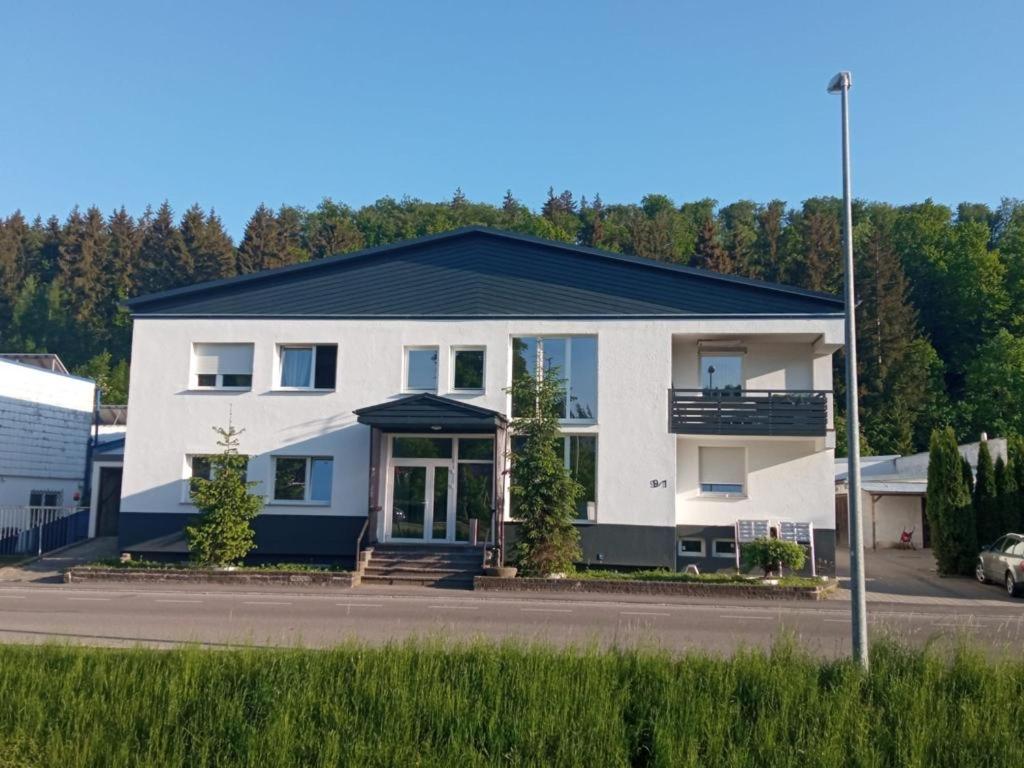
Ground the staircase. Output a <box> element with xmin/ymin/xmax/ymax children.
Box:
<box><xmin>359</xmin><ymin>545</ymin><xmax>483</xmax><ymax>587</ymax></box>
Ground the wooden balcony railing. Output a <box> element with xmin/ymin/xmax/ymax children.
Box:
<box><xmin>669</xmin><ymin>389</ymin><xmax>829</xmax><ymax>437</ymax></box>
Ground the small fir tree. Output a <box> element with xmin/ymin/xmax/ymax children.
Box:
<box><xmin>507</xmin><ymin>367</ymin><xmax>582</xmax><ymax>576</ymax></box>
<box><xmin>973</xmin><ymin>439</ymin><xmax>1000</xmax><ymax>545</ymax></box>
<box><xmin>186</xmin><ymin>423</ymin><xmax>263</xmax><ymax>566</ymax></box>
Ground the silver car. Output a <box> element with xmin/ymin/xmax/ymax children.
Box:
<box><xmin>976</xmin><ymin>533</ymin><xmax>1024</xmax><ymax>598</ymax></box>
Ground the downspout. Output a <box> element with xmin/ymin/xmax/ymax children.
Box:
<box><xmin>870</xmin><ymin>493</ymin><xmax>878</xmax><ymax>550</ymax></box>
<box><xmin>80</xmin><ymin>387</ymin><xmax>100</xmax><ymax>513</ymax></box>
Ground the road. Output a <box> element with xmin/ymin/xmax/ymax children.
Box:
<box><xmin>0</xmin><ymin>581</ymin><xmax>1021</xmax><ymax>657</ymax></box>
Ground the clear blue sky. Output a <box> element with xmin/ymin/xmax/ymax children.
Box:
<box><xmin>2</xmin><ymin>0</ymin><xmax>1021</xmax><ymax>238</ymax></box>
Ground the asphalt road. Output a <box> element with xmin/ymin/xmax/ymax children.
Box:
<box><xmin>1</xmin><ymin>582</ymin><xmax>1022</xmax><ymax>658</ymax></box>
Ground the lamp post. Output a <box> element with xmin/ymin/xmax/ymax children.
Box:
<box><xmin>828</xmin><ymin>70</ymin><xmax>868</xmax><ymax>670</ymax></box>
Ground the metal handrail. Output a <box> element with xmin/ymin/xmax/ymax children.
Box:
<box><xmin>668</xmin><ymin>388</ymin><xmax>829</xmax><ymax>437</ymax></box>
<box><xmin>354</xmin><ymin>517</ymin><xmax>370</xmax><ymax>571</ymax></box>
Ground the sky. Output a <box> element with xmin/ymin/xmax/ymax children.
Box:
<box><xmin>1</xmin><ymin>0</ymin><xmax>1022</xmax><ymax>239</ymax></box>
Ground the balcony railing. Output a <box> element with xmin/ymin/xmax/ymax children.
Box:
<box><xmin>669</xmin><ymin>389</ymin><xmax>829</xmax><ymax>437</ymax></box>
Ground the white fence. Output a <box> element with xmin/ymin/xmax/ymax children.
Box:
<box><xmin>0</xmin><ymin>506</ymin><xmax>89</xmax><ymax>557</ymax></box>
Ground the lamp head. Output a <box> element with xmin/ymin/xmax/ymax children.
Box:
<box><xmin>827</xmin><ymin>71</ymin><xmax>852</xmax><ymax>94</ymax></box>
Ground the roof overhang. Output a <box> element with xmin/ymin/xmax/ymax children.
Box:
<box><xmin>354</xmin><ymin>393</ymin><xmax>507</xmax><ymax>433</ymax></box>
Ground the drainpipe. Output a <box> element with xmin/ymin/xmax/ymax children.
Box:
<box><xmin>80</xmin><ymin>387</ymin><xmax>100</xmax><ymax>514</ymax></box>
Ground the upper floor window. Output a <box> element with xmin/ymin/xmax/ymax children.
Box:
<box><xmin>405</xmin><ymin>347</ymin><xmax>438</xmax><ymax>392</ymax></box>
<box><xmin>511</xmin><ymin>336</ymin><xmax>597</xmax><ymax>421</ymax></box>
<box><xmin>700</xmin><ymin>353</ymin><xmax>742</xmax><ymax>395</ymax></box>
<box><xmin>193</xmin><ymin>343</ymin><xmax>253</xmax><ymax>390</ymax></box>
<box><xmin>279</xmin><ymin>344</ymin><xmax>337</xmax><ymax>390</ymax></box>
<box><xmin>451</xmin><ymin>347</ymin><xmax>485</xmax><ymax>391</ymax></box>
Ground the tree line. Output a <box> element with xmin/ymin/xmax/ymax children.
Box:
<box><xmin>1</xmin><ymin>189</ymin><xmax>1022</xmax><ymax>454</ymax></box>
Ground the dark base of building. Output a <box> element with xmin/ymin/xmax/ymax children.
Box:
<box><xmin>118</xmin><ymin>513</ymin><xmax>836</xmax><ymax>577</ymax></box>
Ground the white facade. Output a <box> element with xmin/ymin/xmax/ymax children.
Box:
<box><xmin>121</xmin><ymin>314</ymin><xmax>842</xmax><ymax>565</ymax></box>
<box><xmin>0</xmin><ymin>358</ymin><xmax>96</xmax><ymax>507</ymax></box>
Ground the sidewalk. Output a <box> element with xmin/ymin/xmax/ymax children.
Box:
<box><xmin>0</xmin><ymin>537</ymin><xmax>118</xmax><ymax>583</ymax></box>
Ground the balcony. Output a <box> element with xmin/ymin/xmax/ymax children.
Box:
<box><xmin>669</xmin><ymin>389</ymin><xmax>829</xmax><ymax>437</ymax></box>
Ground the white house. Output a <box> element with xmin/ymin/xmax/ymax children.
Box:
<box><xmin>0</xmin><ymin>354</ymin><xmax>95</xmax><ymax>510</ymax></box>
<box><xmin>835</xmin><ymin>436</ymin><xmax>1008</xmax><ymax>550</ymax></box>
<box><xmin>120</xmin><ymin>228</ymin><xmax>845</xmax><ymax>573</ymax></box>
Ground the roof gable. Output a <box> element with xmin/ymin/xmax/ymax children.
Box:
<box><xmin>127</xmin><ymin>227</ymin><xmax>844</xmax><ymax>318</ymax></box>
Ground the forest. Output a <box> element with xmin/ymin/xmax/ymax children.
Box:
<box><xmin>1</xmin><ymin>188</ymin><xmax>1022</xmax><ymax>456</ymax></box>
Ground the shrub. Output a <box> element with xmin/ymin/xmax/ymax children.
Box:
<box><xmin>740</xmin><ymin>537</ymin><xmax>807</xmax><ymax>577</ymax></box>
<box><xmin>507</xmin><ymin>366</ymin><xmax>581</xmax><ymax>576</ymax></box>
<box><xmin>185</xmin><ymin>423</ymin><xmax>263</xmax><ymax>567</ymax></box>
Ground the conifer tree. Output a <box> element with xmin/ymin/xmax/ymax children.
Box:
<box><xmin>973</xmin><ymin>439</ymin><xmax>1000</xmax><ymax>545</ymax></box>
<box><xmin>305</xmin><ymin>198</ymin><xmax>364</xmax><ymax>259</ymax></box>
<box><xmin>134</xmin><ymin>202</ymin><xmax>191</xmax><ymax>294</ymax></box>
<box><xmin>237</xmin><ymin>203</ymin><xmax>284</xmax><ymax>273</ymax></box>
<box><xmin>994</xmin><ymin>455</ymin><xmax>1018</xmax><ymax>536</ymax></box>
<box><xmin>182</xmin><ymin>205</ymin><xmax>236</xmax><ymax>283</ymax></box>
<box><xmin>927</xmin><ymin>427</ymin><xmax>977</xmax><ymax>575</ymax></box>
<box><xmin>692</xmin><ymin>212</ymin><xmax>729</xmax><ymax>272</ymax></box>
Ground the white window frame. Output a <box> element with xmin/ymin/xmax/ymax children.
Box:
<box><xmin>563</xmin><ymin>434</ymin><xmax>597</xmax><ymax>522</ymax></box>
<box><xmin>403</xmin><ymin>346</ymin><xmax>439</xmax><ymax>393</ymax></box>
<box><xmin>275</xmin><ymin>344</ymin><xmax>337</xmax><ymax>391</ymax></box>
<box><xmin>191</xmin><ymin>343</ymin><xmax>254</xmax><ymax>391</ymax></box>
<box><xmin>511</xmin><ymin>335</ymin><xmax>598</xmax><ymax>424</ymax></box>
<box><xmin>181</xmin><ymin>454</ymin><xmax>252</xmax><ymax>503</ymax></box>
<box><xmin>450</xmin><ymin>346</ymin><xmax>486</xmax><ymax>393</ymax></box>
<box><xmin>29</xmin><ymin>490</ymin><xmax>63</xmax><ymax>508</ymax></box>
<box><xmin>698</xmin><ymin>446</ymin><xmax>747</xmax><ymax>498</ymax></box>
<box><xmin>678</xmin><ymin>537</ymin><xmax>705</xmax><ymax>557</ymax></box>
<box><xmin>712</xmin><ymin>538</ymin><xmax>737</xmax><ymax>559</ymax></box>
<box><xmin>270</xmin><ymin>456</ymin><xmax>333</xmax><ymax>505</ymax></box>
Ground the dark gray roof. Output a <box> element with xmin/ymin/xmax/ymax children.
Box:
<box><xmin>126</xmin><ymin>227</ymin><xmax>844</xmax><ymax>319</ymax></box>
<box><xmin>354</xmin><ymin>394</ymin><xmax>505</xmax><ymax>433</ymax></box>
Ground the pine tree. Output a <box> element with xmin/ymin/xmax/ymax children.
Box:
<box><xmin>182</xmin><ymin>205</ymin><xmax>236</xmax><ymax>283</ymax></box>
<box><xmin>58</xmin><ymin>206</ymin><xmax>110</xmax><ymax>336</ymax></box>
<box><xmin>237</xmin><ymin>204</ymin><xmax>285</xmax><ymax>273</ymax></box>
<box><xmin>973</xmin><ymin>439</ymin><xmax>1000</xmax><ymax>545</ymax></box>
<box><xmin>134</xmin><ymin>202</ymin><xmax>191</xmax><ymax>294</ymax></box>
<box><xmin>754</xmin><ymin>200</ymin><xmax>787</xmax><ymax>281</ymax></box>
<box><xmin>692</xmin><ymin>213</ymin><xmax>729</xmax><ymax>272</ymax></box>
<box><xmin>305</xmin><ymin>198</ymin><xmax>364</xmax><ymax>259</ymax></box>
<box><xmin>579</xmin><ymin>193</ymin><xmax>605</xmax><ymax>248</ymax></box>
<box><xmin>451</xmin><ymin>187</ymin><xmax>467</xmax><ymax>208</ymax></box>
<box><xmin>719</xmin><ymin>200</ymin><xmax>759</xmax><ymax>276</ymax></box>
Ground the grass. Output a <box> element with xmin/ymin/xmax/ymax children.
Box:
<box><xmin>83</xmin><ymin>558</ymin><xmax>347</xmax><ymax>573</ymax></box>
<box><xmin>572</xmin><ymin>567</ymin><xmax>826</xmax><ymax>588</ymax></box>
<box><xmin>0</xmin><ymin>640</ymin><xmax>1021</xmax><ymax>767</ymax></box>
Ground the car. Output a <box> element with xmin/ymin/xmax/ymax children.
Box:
<box><xmin>976</xmin><ymin>533</ymin><xmax>1024</xmax><ymax>598</ymax></box>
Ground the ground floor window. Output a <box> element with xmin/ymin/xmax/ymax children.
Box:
<box><xmin>678</xmin><ymin>538</ymin><xmax>704</xmax><ymax>557</ymax></box>
<box><xmin>511</xmin><ymin>435</ymin><xmax>597</xmax><ymax>521</ymax></box>
<box><xmin>29</xmin><ymin>490</ymin><xmax>62</xmax><ymax>507</ymax></box>
<box><xmin>273</xmin><ymin>456</ymin><xmax>333</xmax><ymax>503</ymax></box>
<box><xmin>712</xmin><ymin>539</ymin><xmax>736</xmax><ymax>558</ymax></box>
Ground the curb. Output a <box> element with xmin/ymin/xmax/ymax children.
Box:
<box><xmin>64</xmin><ymin>567</ymin><xmax>360</xmax><ymax>588</ymax></box>
<box><xmin>473</xmin><ymin>576</ymin><xmax>836</xmax><ymax>601</ymax></box>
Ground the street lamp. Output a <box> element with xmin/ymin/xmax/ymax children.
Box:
<box><xmin>828</xmin><ymin>70</ymin><xmax>869</xmax><ymax>670</ymax></box>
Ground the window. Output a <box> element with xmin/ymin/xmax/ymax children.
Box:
<box><xmin>190</xmin><ymin>456</ymin><xmax>214</xmax><ymax>482</ymax></box>
<box><xmin>29</xmin><ymin>490</ymin><xmax>62</xmax><ymax>507</ymax></box>
<box><xmin>512</xmin><ymin>336</ymin><xmax>597</xmax><ymax>421</ymax></box>
<box><xmin>700</xmin><ymin>354</ymin><xmax>742</xmax><ymax>394</ymax></box>
<box><xmin>405</xmin><ymin>347</ymin><xmax>438</xmax><ymax>392</ymax></box>
<box><xmin>699</xmin><ymin>447</ymin><xmax>745</xmax><ymax>496</ymax></box>
<box><xmin>713</xmin><ymin>539</ymin><xmax>736</xmax><ymax>558</ymax></box>
<box><xmin>510</xmin><ymin>435</ymin><xmax>597</xmax><ymax>521</ymax></box>
<box><xmin>273</xmin><ymin>457</ymin><xmax>333</xmax><ymax>503</ymax></box>
<box><xmin>193</xmin><ymin>343</ymin><xmax>253</xmax><ymax>389</ymax></box>
<box><xmin>392</xmin><ymin>437</ymin><xmax>452</xmax><ymax>459</ymax></box>
<box><xmin>279</xmin><ymin>345</ymin><xmax>337</xmax><ymax>389</ymax></box>
<box><xmin>183</xmin><ymin>455</ymin><xmax>251</xmax><ymax>501</ymax></box>
<box><xmin>678</xmin><ymin>538</ymin><xmax>704</xmax><ymax>557</ymax></box>
<box><xmin>452</xmin><ymin>348</ymin><xmax>485</xmax><ymax>391</ymax></box>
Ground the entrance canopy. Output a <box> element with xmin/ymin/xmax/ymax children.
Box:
<box><xmin>354</xmin><ymin>393</ymin><xmax>507</xmax><ymax>434</ymax></box>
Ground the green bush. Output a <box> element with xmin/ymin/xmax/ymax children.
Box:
<box><xmin>740</xmin><ymin>537</ymin><xmax>807</xmax><ymax>577</ymax></box>
<box><xmin>0</xmin><ymin>641</ymin><xmax>1023</xmax><ymax>767</ymax></box>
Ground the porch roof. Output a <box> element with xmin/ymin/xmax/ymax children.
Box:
<box><xmin>354</xmin><ymin>393</ymin><xmax>506</xmax><ymax>433</ymax></box>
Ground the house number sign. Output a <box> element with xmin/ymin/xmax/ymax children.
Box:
<box><xmin>649</xmin><ymin>479</ymin><xmax>667</xmax><ymax>488</ymax></box>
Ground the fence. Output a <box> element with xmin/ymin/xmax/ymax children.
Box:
<box><xmin>0</xmin><ymin>506</ymin><xmax>89</xmax><ymax>557</ymax></box>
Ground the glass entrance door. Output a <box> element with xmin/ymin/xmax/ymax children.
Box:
<box><xmin>390</xmin><ymin>463</ymin><xmax>452</xmax><ymax>541</ymax></box>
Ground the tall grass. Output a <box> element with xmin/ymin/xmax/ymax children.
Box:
<box><xmin>0</xmin><ymin>640</ymin><xmax>1021</xmax><ymax>767</ymax></box>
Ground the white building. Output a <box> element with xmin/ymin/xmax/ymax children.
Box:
<box><xmin>120</xmin><ymin>228</ymin><xmax>844</xmax><ymax>573</ymax></box>
<box><xmin>0</xmin><ymin>354</ymin><xmax>95</xmax><ymax>509</ymax></box>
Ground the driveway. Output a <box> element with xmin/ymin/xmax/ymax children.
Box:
<box><xmin>0</xmin><ymin>537</ymin><xmax>118</xmax><ymax>584</ymax></box>
<box><xmin>835</xmin><ymin>546</ymin><xmax>1019</xmax><ymax>606</ymax></box>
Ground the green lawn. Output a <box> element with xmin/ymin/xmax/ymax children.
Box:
<box><xmin>0</xmin><ymin>641</ymin><xmax>1021</xmax><ymax>767</ymax></box>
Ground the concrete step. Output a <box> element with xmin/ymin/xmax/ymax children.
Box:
<box><xmin>367</xmin><ymin>555</ymin><xmax>482</xmax><ymax>567</ymax></box>
<box><xmin>363</xmin><ymin>565</ymin><xmax>479</xmax><ymax>576</ymax></box>
<box><xmin>360</xmin><ymin>572</ymin><xmax>476</xmax><ymax>587</ymax></box>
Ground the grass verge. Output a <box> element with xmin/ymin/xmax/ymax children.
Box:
<box><xmin>0</xmin><ymin>640</ymin><xmax>1021</xmax><ymax>767</ymax></box>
